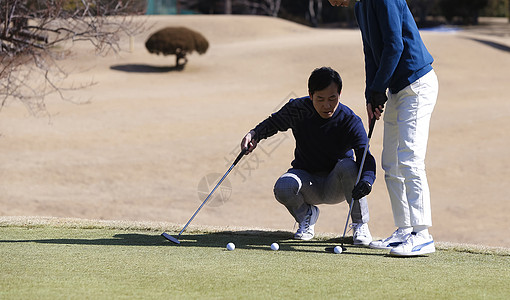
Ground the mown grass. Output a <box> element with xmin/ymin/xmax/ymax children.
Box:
<box><xmin>0</xmin><ymin>219</ymin><xmax>509</xmax><ymax>299</ymax></box>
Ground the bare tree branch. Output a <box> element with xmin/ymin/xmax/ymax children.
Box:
<box><xmin>0</xmin><ymin>0</ymin><xmax>146</xmax><ymax>116</ymax></box>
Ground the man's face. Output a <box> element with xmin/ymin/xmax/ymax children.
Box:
<box><xmin>310</xmin><ymin>82</ymin><xmax>340</xmax><ymax>119</ymax></box>
<box><xmin>328</xmin><ymin>0</ymin><xmax>350</xmax><ymax>7</ymax></box>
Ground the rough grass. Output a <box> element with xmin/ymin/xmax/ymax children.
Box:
<box><xmin>1</xmin><ymin>217</ymin><xmax>509</xmax><ymax>299</ymax></box>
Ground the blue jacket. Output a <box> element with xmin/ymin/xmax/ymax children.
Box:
<box><xmin>355</xmin><ymin>0</ymin><xmax>433</xmax><ymax>98</ymax></box>
<box><xmin>252</xmin><ymin>97</ymin><xmax>376</xmax><ymax>185</ymax></box>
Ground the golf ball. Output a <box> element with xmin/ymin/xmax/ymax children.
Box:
<box><xmin>270</xmin><ymin>242</ymin><xmax>279</xmax><ymax>251</ymax></box>
<box><xmin>333</xmin><ymin>246</ymin><xmax>343</xmax><ymax>254</ymax></box>
<box><xmin>226</xmin><ymin>242</ymin><xmax>235</xmax><ymax>251</ymax></box>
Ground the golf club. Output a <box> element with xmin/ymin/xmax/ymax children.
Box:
<box><xmin>162</xmin><ymin>148</ymin><xmax>247</xmax><ymax>244</ymax></box>
<box><xmin>339</xmin><ymin>117</ymin><xmax>376</xmax><ymax>252</ymax></box>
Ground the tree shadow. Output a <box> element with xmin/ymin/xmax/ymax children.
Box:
<box><xmin>466</xmin><ymin>37</ymin><xmax>510</xmax><ymax>53</ymax></box>
<box><xmin>110</xmin><ymin>64</ymin><xmax>184</xmax><ymax>73</ymax></box>
<box><xmin>0</xmin><ymin>233</ymin><xmax>165</xmax><ymax>246</ymax></box>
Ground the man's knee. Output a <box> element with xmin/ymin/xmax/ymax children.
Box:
<box><xmin>332</xmin><ymin>158</ymin><xmax>358</xmax><ymax>181</ymax></box>
<box><xmin>273</xmin><ymin>173</ymin><xmax>302</xmax><ymax>205</ymax></box>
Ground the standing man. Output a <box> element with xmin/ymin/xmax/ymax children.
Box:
<box><xmin>329</xmin><ymin>0</ymin><xmax>439</xmax><ymax>256</ymax></box>
<box><xmin>241</xmin><ymin>67</ymin><xmax>376</xmax><ymax>245</ymax></box>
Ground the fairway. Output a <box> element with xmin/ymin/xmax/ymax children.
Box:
<box><xmin>1</xmin><ymin>221</ymin><xmax>509</xmax><ymax>299</ymax></box>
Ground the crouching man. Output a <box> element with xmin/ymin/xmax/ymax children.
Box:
<box><xmin>241</xmin><ymin>67</ymin><xmax>376</xmax><ymax>245</ymax></box>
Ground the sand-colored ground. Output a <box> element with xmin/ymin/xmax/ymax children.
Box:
<box><xmin>1</xmin><ymin>15</ymin><xmax>509</xmax><ymax>248</ymax></box>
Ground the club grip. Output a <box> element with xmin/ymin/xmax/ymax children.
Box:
<box><xmin>367</xmin><ymin>117</ymin><xmax>376</xmax><ymax>139</ymax></box>
<box><xmin>233</xmin><ymin>148</ymin><xmax>248</xmax><ymax>166</ymax></box>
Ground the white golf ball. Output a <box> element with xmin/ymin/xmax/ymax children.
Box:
<box><xmin>270</xmin><ymin>242</ymin><xmax>279</xmax><ymax>251</ymax></box>
<box><xmin>333</xmin><ymin>246</ymin><xmax>343</xmax><ymax>254</ymax></box>
<box><xmin>226</xmin><ymin>242</ymin><xmax>235</xmax><ymax>251</ymax></box>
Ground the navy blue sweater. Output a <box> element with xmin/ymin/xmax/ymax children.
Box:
<box><xmin>355</xmin><ymin>0</ymin><xmax>433</xmax><ymax>98</ymax></box>
<box><xmin>252</xmin><ymin>96</ymin><xmax>376</xmax><ymax>185</ymax></box>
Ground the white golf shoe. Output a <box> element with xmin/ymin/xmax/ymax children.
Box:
<box><xmin>351</xmin><ymin>223</ymin><xmax>372</xmax><ymax>246</ymax></box>
<box><xmin>389</xmin><ymin>232</ymin><xmax>436</xmax><ymax>256</ymax></box>
<box><xmin>369</xmin><ymin>228</ymin><xmax>412</xmax><ymax>250</ymax></box>
<box><xmin>294</xmin><ymin>205</ymin><xmax>319</xmax><ymax>240</ymax></box>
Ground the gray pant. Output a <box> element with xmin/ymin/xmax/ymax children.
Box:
<box><xmin>273</xmin><ymin>158</ymin><xmax>369</xmax><ymax>224</ymax></box>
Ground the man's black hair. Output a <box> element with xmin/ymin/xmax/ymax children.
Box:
<box><xmin>308</xmin><ymin>67</ymin><xmax>342</xmax><ymax>95</ymax></box>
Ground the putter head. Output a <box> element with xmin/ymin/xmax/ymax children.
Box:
<box><xmin>161</xmin><ymin>232</ymin><xmax>180</xmax><ymax>244</ymax></box>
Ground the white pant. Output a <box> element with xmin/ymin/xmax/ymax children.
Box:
<box><xmin>382</xmin><ymin>70</ymin><xmax>438</xmax><ymax>228</ymax></box>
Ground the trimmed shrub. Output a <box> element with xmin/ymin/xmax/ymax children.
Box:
<box><xmin>145</xmin><ymin>27</ymin><xmax>209</xmax><ymax>68</ymax></box>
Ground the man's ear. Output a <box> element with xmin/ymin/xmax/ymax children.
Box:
<box><xmin>309</xmin><ymin>90</ymin><xmax>313</xmax><ymax>99</ymax></box>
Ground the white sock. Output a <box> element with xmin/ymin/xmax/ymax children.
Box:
<box><xmin>398</xmin><ymin>227</ymin><xmax>413</xmax><ymax>234</ymax></box>
<box><xmin>413</xmin><ymin>226</ymin><xmax>429</xmax><ymax>237</ymax></box>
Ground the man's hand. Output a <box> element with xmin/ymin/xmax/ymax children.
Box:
<box><xmin>328</xmin><ymin>0</ymin><xmax>350</xmax><ymax>7</ymax></box>
<box><xmin>352</xmin><ymin>180</ymin><xmax>372</xmax><ymax>200</ymax></box>
<box><xmin>367</xmin><ymin>91</ymin><xmax>387</xmax><ymax>121</ymax></box>
<box><xmin>241</xmin><ymin>130</ymin><xmax>258</xmax><ymax>154</ymax></box>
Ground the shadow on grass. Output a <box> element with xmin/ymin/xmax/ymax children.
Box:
<box><xmin>0</xmin><ymin>233</ymin><xmax>165</xmax><ymax>246</ymax></box>
<box><xmin>0</xmin><ymin>229</ymin><xmax>384</xmax><ymax>256</ymax></box>
<box><xmin>170</xmin><ymin>230</ymin><xmax>382</xmax><ymax>256</ymax></box>
<box><xmin>110</xmin><ymin>64</ymin><xmax>184</xmax><ymax>73</ymax></box>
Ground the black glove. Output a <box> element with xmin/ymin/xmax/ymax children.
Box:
<box><xmin>352</xmin><ymin>180</ymin><xmax>372</xmax><ymax>200</ymax></box>
<box><xmin>368</xmin><ymin>91</ymin><xmax>387</xmax><ymax>113</ymax></box>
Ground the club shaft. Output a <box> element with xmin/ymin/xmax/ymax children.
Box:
<box><xmin>178</xmin><ymin>149</ymin><xmax>246</xmax><ymax>237</ymax></box>
<box><xmin>341</xmin><ymin>118</ymin><xmax>375</xmax><ymax>245</ymax></box>
<box><xmin>178</xmin><ymin>164</ymin><xmax>235</xmax><ymax>236</ymax></box>
<box><xmin>341</xmin><ymin>136</ymin><xmax>371</xmax><ymax>242</ymax></box>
